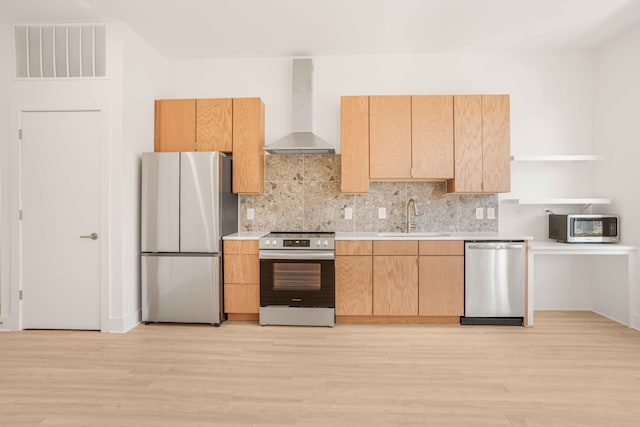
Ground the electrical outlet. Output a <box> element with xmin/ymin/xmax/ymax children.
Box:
<box><xmin>378</xmin><ymin>207</ymin><xmax>386</xmax><ymax>219</ymax></box>
<box><xmin>247</xmin><ymin>208</ymin><xmax>254</xmax><ymax>220</ymax></box>
<box><xmin>344</xmin><ymin>207</ymin><xmax>353</xmax><ymax>220</ymax></box>
<box><xmin>487</xmin><ymin>207</ymin><xmax>496</xmax><ymax>220</ymax></box>
<box><xmin>475</xmin><ymin>207</ymin><xmax>484</xmax><ymax>220</ymax></box>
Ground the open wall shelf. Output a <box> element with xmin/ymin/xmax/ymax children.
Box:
<box><xmin>510</xmin><ymin>155</ymin><xmax>604</xmax><ymax>162</ymax></box>
<box><xmin>501</xmin><ymin>198</ymin><xmax>611</xmax><ymax>205</ymax></box>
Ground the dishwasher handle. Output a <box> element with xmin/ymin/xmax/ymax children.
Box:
<box><xmin>466</xmin><ymin>242</ymin><xmax>525</xmax><ymax>250</ymax></box>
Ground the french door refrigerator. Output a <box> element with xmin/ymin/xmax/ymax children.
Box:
<box><xmin>141</xmin><ymin>152</ymin><xmax>237</xmax><ymax>325</ymax></box>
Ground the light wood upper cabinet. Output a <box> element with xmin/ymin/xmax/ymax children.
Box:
<box><xmin>232</xmin><ymin>98</ymin><xmax>265</xmax><ymax>194</ymax></box>
<box><xmin>447</xmin><ymin>94</ymin><xmax>510</xmax><ymax>193</ymax></box>
<box><xmin>196</xmin><ymin>98</ymin><xmax>232</xmax><ymax>152</ymax></box>
<box><xmin>154</xmin><ymin>99</ymin><xmax>196</xmax><ymax>152</ymax></box>
<box><xmin>369</xmin><ymin>96</ymin><xmax>412</xmax><ymax>179</ymax></box>
<box><xmin>340</xmin><ymin>96</ymin><xmax>370</xmax><ymax>193</ymax></box>
<box><xmin>482</xmin><ymin>95</ymin><xmax>511</xmax><ymax>193</ymax></box>
<box><xmin>411</xmin><ymin>95</ymin><xmax>454</xmax><ymax>179</ymax></box>
<box><xmin>155</xmin><ymin>97</ymin><xmax>265</xmax><ymax>194</ymax></box>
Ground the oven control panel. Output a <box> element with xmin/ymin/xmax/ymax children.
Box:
<box><xmin>259</xmin><ymin>234</ymin><xmax>335</xmax><ymax>250</ymax></box>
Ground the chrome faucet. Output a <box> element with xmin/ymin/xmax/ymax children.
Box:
<box><xmin>406</xmin><ymin>198</ymin><xmax>418</xmax><ymax>233</ymax></box>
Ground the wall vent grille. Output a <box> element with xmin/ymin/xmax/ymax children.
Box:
<box><xmin>14</xmin><ymin>24</ymin><xmax>107</xmax><ymax>79</ymax></box>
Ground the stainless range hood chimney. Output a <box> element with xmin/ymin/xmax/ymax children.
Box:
<box><xmin>264</xmin><ymin>58</ymin><xmax>335</xmax><ymax>154</ymax></box>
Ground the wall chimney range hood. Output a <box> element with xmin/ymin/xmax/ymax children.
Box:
<box><xmin>264</xmin><ymin>58</ymin><xmax>335</xmax><ymax>154</ymax></box>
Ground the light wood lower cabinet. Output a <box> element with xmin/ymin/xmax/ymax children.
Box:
<box><xmin>335</xmin><ymin>241</ymin><xmax>373</xmax><ymax>316</ymax></box>
<box><xmin>372</xmin><ymin>240</ymin><xmax>418</xmax><ymax>316</ymax></box>
<box><xmin>418</xmin><ymin>241</ymin><xmax>464</xmax><ymax>316</ymax></box>
<box><xmin>336</xmin><ymin>239</ymin><xmax>464</xmax><ymax>322</ymax></box>
<box><xmin>223</xmin><ymin>240</ymin><xmax>259</xmax><ymax>318</ymax></box>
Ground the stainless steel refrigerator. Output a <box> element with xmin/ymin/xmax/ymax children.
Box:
<box><xmin>141</xmin><ymin>152</ymin><xmax>237</xmax><ymax>325</ymax></box>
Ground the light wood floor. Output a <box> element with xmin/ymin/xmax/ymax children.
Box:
<box><xmin>1</xmin><ymin>311</ymin><xmax>640</xmax><ymax>426</ymax></box>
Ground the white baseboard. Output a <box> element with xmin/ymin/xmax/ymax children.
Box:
<box><xmin>107</xmin><ymin>309</ymin><xmax>141</xmax><ymax>333</ymax></box>
<box><xmin>591</xmin><ymin>309</ymin><xmax>628</xmax><ymax>327</ymax></box>
<box><xmin>633</xmin><ymin>315</ymin><xmax>640</xmax><ymax>332</ymax></box>
<box><xmin>534</xmin><ymin>296</ymin><xmax>591</xmax><ymax>310</ymax></box>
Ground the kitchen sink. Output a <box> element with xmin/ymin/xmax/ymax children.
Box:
<box><xmin>376</xmin><ymin>232</ymin><xmax>449</xmax><ymax>237</ymax></box>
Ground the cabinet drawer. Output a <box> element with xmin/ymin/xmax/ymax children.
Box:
<box><xmin>336</xmin><ymin>240</ymin><xmax>373</xmax><ymax>256</ymax></box>
<box><xmin>224</xmin><ymin>283</ymin><xmax>259</xmax><ymax>314</ymax></box>
<box><xmin>419</xmin><ymin>240</ymin><xmax>464</xmax><ymax>256</ymax></box>
<box><xmin>224</xmin><ymin>240</ymin><xmax>259</xmax><ymax>255</ymax></box>
<box><xmin>373</xmin><ymin>240</ymin><xmax>418</xmax><ymax>256</ymax></box>
<box><xmin>224</xmin><ymin>254</ymin><xmax>259</xmax><ymax>283</ymax></box>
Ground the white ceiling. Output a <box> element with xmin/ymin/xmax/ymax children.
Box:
<box><xmin>2</xmin><ymin>0</ymin><xmax>640</xmax><ymax>59</ymax></box>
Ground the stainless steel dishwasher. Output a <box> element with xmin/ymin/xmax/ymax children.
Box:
<box><xmin>461</xmin><ymin>241</ymin><xmax>525</xmax><ymax>326</ymax></box>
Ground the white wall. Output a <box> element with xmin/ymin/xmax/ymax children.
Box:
<box><xmin>0</xmin><ymin>23</ymin><xmax>12</xmax><ymax>323</ymax></box>
<box><xmin>117</xmin><ymin>25</ymin><xmax>168</xmax><ymax>331</ymax></box>
<box><xmin>169</xmin><ymin>52</ymin><xmax>595</xmax><ymax>238</ymax></box>
<box><xmin>0</xmin><ymin>22</ymin><xmax>168</xmax><ymax>332</ymax></box>
<box><xmin>594</xmin><ymin>21</ymin><xmax>640</xmax><ymax>328</ymax></box>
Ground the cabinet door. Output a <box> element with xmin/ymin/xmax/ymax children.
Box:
<box><xmin>232</xmin><ymin>98</ymin><xmax>264</xmax><ymax>194</ymax></box>
<box><xmin>369</xmin><ymin>96</ymin><xmax>412</xmax><ymax>179</ymax></box>
<box><xmin>482</xmin><ymin>95</ymin><xmax>511</xmax><ymax>193</ymax></box>
<box><xmin>336</xmin><ymin>255</ymin><xmax>373</xmax><ymax>315</ymax></box>
<box><xmin>373</xmin><ymin>255</ymin><xmax>418</xmax><ymax>315</ymax></box>
<box><xmin>341</xmin><ymin>96</ymin><xmax>369</xmax><ymax>193</ymax></box>
<box><xmin>411</xmin><ymin>95</ymin><xmax>454</xmax><ymax>179</ymax></box>
<box><xmin>419</xmin><ymin>256</ymin><xmax>464</xmax><ymax>316</ymax></box>
<box><xmin>448</xmin><ymin>95</ymin><xmax>483</xmax><ymax>193</ymax></box>
<box><xmin>223</xmin><ymin>241</ymin><xmax>259</xmax><ymax>315</ymax></box>
<box><xmin>196</xmin><ymin>98</ymin><xmax>232</xmax><ymax>152</ymax></box>
<box><xmin>224</xmin><ymin>284</ymin><xmax>259</xmax><ymax>314</ymax></box>
<box><xmin>154</xmin><ymin>99</ymin><xmax>196</xmax><ymax>152</ymax></box>
<box><xmin>224</xmin><ymin>254</ymin><xmax>259</xmax><ymax>283</ymax></box>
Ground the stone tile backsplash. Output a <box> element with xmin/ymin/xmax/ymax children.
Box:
<box><xmin>239</xmin><ymin>154</ymin><xmax>498</xmax><ymax>232</ymax></box>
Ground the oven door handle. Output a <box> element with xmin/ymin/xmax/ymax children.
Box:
<box><xmin>259</xmin><ymin>250</ymin><xmax>335</xmax><ymax>261</ymax></box>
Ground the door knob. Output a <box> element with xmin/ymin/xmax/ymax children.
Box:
<box><xmin>80</xmin><ymin>233</ymin><xmax>98</xmax><ymax>240</ymax></box>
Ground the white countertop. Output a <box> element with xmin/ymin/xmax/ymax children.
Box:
<box><xmin>224</xmin><ymin>231</ymin><xmax>533</xmax><ymax>241</ymax></box>
<box><xmin>335</xmin><ymin>232</ymin><xmax>533</xmax><ymax>241</ymax></box>
<box><xmin>223</xmin><ymin>232</ymin><xmax>269</xmax><ymax>240</ymax></box>
<box><xmin>529</xmin><ymin>240</ymin><xmax>636</xmax><ymax>254</ymax></box>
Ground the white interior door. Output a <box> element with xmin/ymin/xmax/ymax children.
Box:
<box><xmin>20</xmin><ymin>111</ymin><xmax>101</xmax><ymax>330</ymax></box>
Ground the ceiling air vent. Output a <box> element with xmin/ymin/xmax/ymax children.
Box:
<box><xmin>14</xmin><ymin>24</ymin><xmax>107</xmax><ymax>79</ymax></box>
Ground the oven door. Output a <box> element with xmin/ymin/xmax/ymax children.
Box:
<box><xmin>260</xmin><ymin>250</ymin><xmax>335</xmax><ymax>308</ymax></box>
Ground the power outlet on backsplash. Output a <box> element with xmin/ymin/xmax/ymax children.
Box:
<box><xmin>487</xmin><ymin>207</ymin><xmax>496</xmax><ymax>220</ymax></box>
<box><xmin>344</xmin><ymin>207</ymin><xmax>353</xmax><ymax>220</ymax></box>
<box><xmin>475</xmin><ymin>207</ymin><xmax>484</xmax><ymax>220</ymax></box>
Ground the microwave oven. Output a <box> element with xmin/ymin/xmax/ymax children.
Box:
<box><xmin>548</xmin><ymin>214</ymin><xmax>619</xmax><ymax>243</ymax></box>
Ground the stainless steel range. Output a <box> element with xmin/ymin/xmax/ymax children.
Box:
<box><xmin>259</xmin><ymin>232</ymin><xmax>335</xmax><ymax>327</ymax></box>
